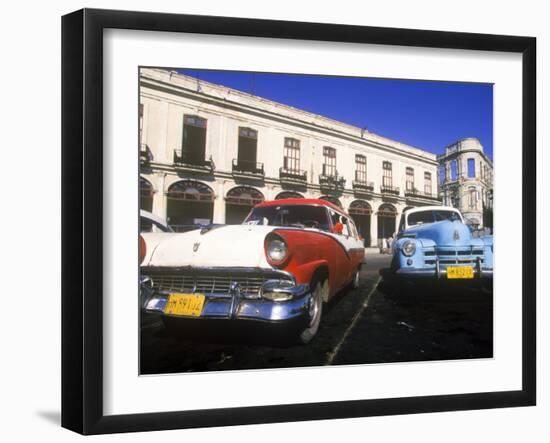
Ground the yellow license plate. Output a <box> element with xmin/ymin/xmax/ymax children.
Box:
<box><xmin>164</xmin><ymin>293</ymin><xmax>205</xmax><ymax>317</ymax></box>
<box><xmin>447</xmin><ymin>266</ymin><xmax>474</xmax><ymax>279</ymax></box>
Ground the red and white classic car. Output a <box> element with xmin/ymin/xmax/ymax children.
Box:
<box><xmin>140</xmin><ymin>199</ymin><xmax>365</xmax><ymax>343</ymax></box>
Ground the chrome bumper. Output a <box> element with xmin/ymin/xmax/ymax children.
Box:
<box><xmin>395</xmin><ymin>268</ymin><xmax>493</xmax><ymax>279</ymax></box>
<box><xmin>394</xmin><ymin>256</ymin><xmax>493</xmax><ymax>279</ymax></box>
<box><xmin>141</xmin><ymin>279</ymin><xmax>312</xmax><ymax>323</ymax></box>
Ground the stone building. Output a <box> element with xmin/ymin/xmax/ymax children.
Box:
<box><xmin>139</xmin><ymin>68</ymin><xmax>442</xmax><ymax>246</ymax></box>
<box><xmin>437</xmin><ymin>138</ymin><xmax>494</xmax><ymax>229</ymax></box>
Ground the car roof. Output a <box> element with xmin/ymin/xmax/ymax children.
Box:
<box><xmin>255</xmin><ymin>198</ymin><xmax>349</xmax><ymax>216</ymax></box>
<box><xmin>404</xmin><ymin>205</ymin><xmax>460</xmax><ymax>216</ymax></box>
<box><xmin>139</xmin><ymin>209</ymin><xmax>169</xmax><ymax>227</ymax></box>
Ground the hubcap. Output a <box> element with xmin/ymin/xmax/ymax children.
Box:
<box><xmin>309</xmin><ymin>285</ymin><xmax>321</xmax><ymax>326</ymax></box>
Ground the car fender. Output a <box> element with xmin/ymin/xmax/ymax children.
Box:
<box><xmin>273</xmin><ymin>229</ymin><xmax>359</xmax><ymax>296</ymax></box>
<box><xmin>290</xmin><ymin>259</ymin><xmax>329</xmax><ymax>284</ymax></box>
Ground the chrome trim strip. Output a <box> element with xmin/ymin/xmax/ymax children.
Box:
<box><xmin>141</xmin><ymin>266</ymin><xmax>296</xmax><ymax>285</ymax></box>
<box><xmin>143</xmin><ymin>286</ymin><xmax>313</xmax><ymax>322</ymax></box>
<box><xmin>396</xmin><ymin>268</ymin><xmax>493</xmax><ymax>278</ymax></box>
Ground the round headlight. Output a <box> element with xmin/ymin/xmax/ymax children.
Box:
<box><xmin>267</xmin><ymin>238</ymin><xmax>288</xmax><ymax>263</ymax></box>
<box><xmin>401</xmin><ymin>239</ymin><xmax>416</xmax><ymax>257</ymax></box>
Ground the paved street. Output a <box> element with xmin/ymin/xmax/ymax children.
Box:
<box><xmin>140</xmin><ymin>254</ymin><xmax>493</xmax><ymax>374</ymax></box>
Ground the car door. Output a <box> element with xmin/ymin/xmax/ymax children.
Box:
<box><xmin>326</xmin><ymin>210</ymin><xmax>361</xmax><ymax>288</ymax></box>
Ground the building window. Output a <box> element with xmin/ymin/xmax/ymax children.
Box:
<box><xmin>467</xmin><ymin>158</ymin><xmax>476</xmax><ymax>178</ymax></box>
<box><xmin>382</xmin><ymin>161</ymin><xmax>393</xmax><ymax>189</ymax></box>
<box><xmin>237</xmin><ymin>127</ymin><xmax>258</xmax><ymax>171</ymax></box>
<box><xmin>468</xmin><ymin>187</ymin><xmax>478</xmax><ymax>210</ymax></box>
<box><xmin>406</xmin><ymin>167</ymin><xmax>414</xmax><ymax>191</ymax></box>
<box><xmin>283</xmin><ymin>138</ymin><xmax>301</xmax><ymax>172</ymax></box>
<box><xmin>424</xmin><ymin>172</ymin><xmax>432</xmax><ymax>195</ymax></box>
<box><xmin>181</xmin><ymin>115</ymin><xmax>207</xmax><ymax>165</ymax></box>
<box><xmin>451</xmin><ymin>160</ymin><xmax>458</xmax><ymax>180</ymax></box>
<box><xmin>355</xmin><ymin>154</ymin><xmax>367</xmax><ymax>183</ymax></box>
<box><xmin>323</xmin><ymin>146</ymin><xmax>337</xmax><ymax>176</ymax></box>
<box><xmin>439</xmin><ymin>165</ymin><xmax>446</xmax><ymax>185</ymax></box>
<box><xmin>451</xmin><ymin>189</ymin><xmax>460</xmax><ymax>208</ymax></box>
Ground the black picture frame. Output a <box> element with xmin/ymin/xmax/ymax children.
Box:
<box><xmin>61</xmin><ymin>8</ymin><xmax>536</xmax><ymax>435</ymax></box>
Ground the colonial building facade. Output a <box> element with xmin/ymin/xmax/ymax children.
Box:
<box><xmin>437</xmin><ymin>138</ymin><xmax>494</xmax><ymax>229</ymax></box>
<box><xmin>139</xmin><ymin>68</ymin><xmax>442</xmax><ymax>246</ymax></box>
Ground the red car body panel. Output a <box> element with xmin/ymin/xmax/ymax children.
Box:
<box><xmin>259</xmin><ymin>199</ymin><xmax>365</xmax><ymax>298</ymax></box>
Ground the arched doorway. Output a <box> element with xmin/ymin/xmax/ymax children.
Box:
<box><xmin>348</xmin><ymin>200</ymin><xmax>372</xmax><ymax>246</ymax></box>
<box><xmin>139</xmin><ymin>177</ymin><xmax>153</xmax><ymax>212</ymax></box>
<box><xmin>275</xmin><ymin>191</ymin><xmax>304</xmax><ymax>200</ymax></box>
<box><xmin>225</xmin><ymin>186</ymin><xmax>265</xmax><ymax>224</ymax></box>
<box><xmin>377</xmin><ymin>203</ymin><xmax>397</xmax><ymax>244</ymax></box>
<box><xmin>166</xmin><ymin>180</ymin><xmax>214</xmax><ymax>231</ymax></box>
<box><xmin>319</xmin><ymin>195</ymin><xmax>342</xmax><ymax>208</ymax></box>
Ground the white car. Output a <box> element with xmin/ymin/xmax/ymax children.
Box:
<box><xmin>140</xmin><ymin>198</ymin><xmax>365</xmax><ymax>343</ymax></box>
<box><xmin>139</xmin><ymin>209</ymin><xmax>173</xmax><ymax>233</ymax></box>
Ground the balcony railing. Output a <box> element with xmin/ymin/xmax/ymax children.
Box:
<box><xmin>352</xmin><ymin>172</ymin><xmax>374</xmax><ymax>192</ymax></box>
<box><xmin>405</xmin><ymin>188</ymin><xmax>442</xmax><ymax>201</ymax></box>
<box><xmin>279</xmin><ymin>167</ymin><xmax>307</xmax><ymax>184</ymax></box>
<box><xmin>173</xmin><ymin>150</ymin><xmax>214</xmax><ymax>173</ymax></box>
<box><xmin>319</xmin><ymin>172</ymin><xmax>346</xmax><ymax>191</ymax></box>
<box><xmin>380</xmin><ymin>184</ymin><xmax>400</xmax><ymax>195</ymax></box>
<box><xmin>139</xmin><ymin>143</ymin><xmax>153</xmax><ymax>165</ymax></box>
<box><xmin>404</xmin><ymin>187</ymin><xmax>420</xmax><ymax>197</ymax></box>
<box><xmin>232</xmin><ymin>158</ymin><xmax>265</xmax><ymax>178</ymax></box>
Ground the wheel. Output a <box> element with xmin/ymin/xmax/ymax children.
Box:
<box><xmin>351</xmin><ymin>268</ymin><xmax>360</xmax><ymax>289</ymax></box>
<box><xmin>298</xmin><ymin>280</ymin><xmax>324</xmax><ymax>344</ymax></box>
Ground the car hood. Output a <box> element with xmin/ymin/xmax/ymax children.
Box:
<box><xmin>142</xmin><ymin>224</ymin><xmax>276</xmax><ymax>268</ymax></box>
<box><xmin>403</xmin><ymin>220</ymin><xmax>476</xmax><ymax>247</ymax></box>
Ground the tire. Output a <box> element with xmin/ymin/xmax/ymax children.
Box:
<box><xmin>351</xmin><ymin>268</ymin><xmax>360</xmax><ymax>289</ymax></box>
<box><xmin>298</xmin><ymin>280</ymin><xmax>324</xmax><ymax>344</ymax></box>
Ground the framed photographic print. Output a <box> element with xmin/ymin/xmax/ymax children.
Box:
<box><xmin>61</xmin><ymin>8</ymin><xmax>536</xmax><ymax>435</ymax></box>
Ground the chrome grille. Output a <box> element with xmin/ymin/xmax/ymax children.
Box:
<box><xmin>423</xmin><ymin>246</ymin><xmax>484</xmax><ymax>266</ymax></box>
<box><xmin>141</xmin><ymin>267</ymin><xmax>293</xmax><ymax>298</ymax></box>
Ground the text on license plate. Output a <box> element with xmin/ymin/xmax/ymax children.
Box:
<box><xmin>164</xmin><ymin>293</ymin><xmax>205</xmax><ymax>317</ymax></box>
<box><xmin>447</xmin><ymin>266</ymin><xmax>474</xmax><ymax>279</ymax></box>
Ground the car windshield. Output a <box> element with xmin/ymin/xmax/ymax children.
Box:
<box><xmin>140</xmin><ymin>216</ymin><xmax>173</xmax><ymax>233</ymax></box>
<box><xmin>407</xmin><ymin>210</ymin><xmax>461</xmax><ymax>227</ymax></box>
<box><xmin>244</xmin><ymin>205</ymin><xmax>331</xmax><ymax>231</ymax></box>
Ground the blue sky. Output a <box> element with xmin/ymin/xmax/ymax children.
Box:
<box><xmin>177</xmin><ymin>69</ymin><xmax>493</xmax><ymax>160</ymax></box>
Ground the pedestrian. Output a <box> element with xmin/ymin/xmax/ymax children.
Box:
<box><xmin>386</xmin><ymin>235</ymin><xmax>394</xmax><ymax>254</ymax></box>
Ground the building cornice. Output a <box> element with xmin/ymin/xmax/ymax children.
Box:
<box><xmin>140</xmin><ymin>74</ymin><xmax>439</xmax><ymax>167</ymax></box>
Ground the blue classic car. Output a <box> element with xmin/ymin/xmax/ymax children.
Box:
<box><xmin>385</xmin><ymin>206</ymin><xmax>493</xmax><ymax>281</ymax></box>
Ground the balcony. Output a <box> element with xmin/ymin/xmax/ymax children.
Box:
<box><xmin>352</xmin><ymin>172</ymin><xmax>374</xmax><ymax>193</ymax></box>
<box><xmin>319</xmin><ymin>172</ymin><xmax>346</xmax><ymax>192</ymax></box>
<box><xmin>232</xmin><ymin>158</ymin><xmax>265</xmax><ymax>181</ymax></box>
<box><xmin>380</xmin><ymin>184</ymin><xmax>400</xmax><ymax>195</ymax></box>
<box><xmin>173</xmin><ymin>150</ymin><xmax>215</xmax><ymax>174</ymax></box>
<box><xmin>279</xmin><ymin>167</ymin><xmax>308</xmax><ymax>188</ymax></box>
<box><xmin>405</xmin><ymin>188</ymin><xmax>442</xmax><ymax>202</ymax></box>
<box><xmin>404</xmin><ymin>187</ymin><xmax>421</xmax><ymax>198</ymax></box>
<box><xmin>139</xmin><ymin>143</ymin><xmax>153</xmax><ymax>166</ymax></box>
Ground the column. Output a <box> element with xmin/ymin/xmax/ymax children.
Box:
<box><xmin>212</xmin><ymin>180</ymin><xmax>226</xmax><ymax>224</ymax></box>
<box><xmin>151</xmin><ymin>173</ymin><xmax>166</xmax><ymax>219</ymax></box>
<box><xmin>370</xmin><ymin>210</ymin><xmax>378</xmax><ymax>248</ymax></box>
